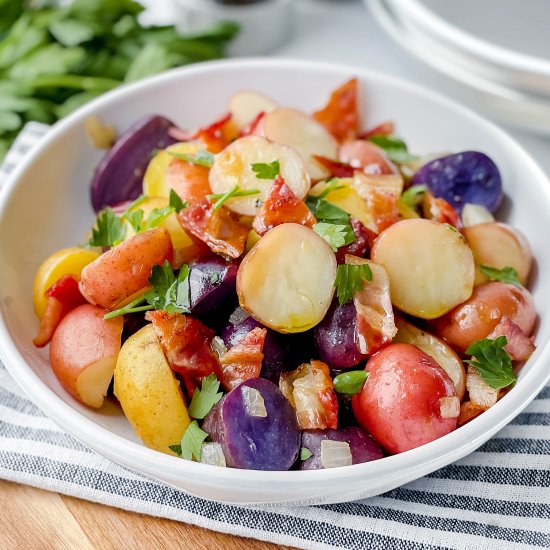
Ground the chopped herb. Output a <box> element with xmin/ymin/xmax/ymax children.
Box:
<box><xmin>123</xmin><ymin>194</ymin><xmax>148</xmax><ymax>213</ymax></box>
<box><xmin>318</xmin><ymin>178</ymin><xmax>345</xmax><ymax>199</ymax></box>
<box><xmin>207</xmin><ymin>185</ymin><xmax>260</xmax><ymax>210</ymax></box>
<box><xmin>306</xmin><ymin>194</ymin><xmax>349</xmax><ymax>225</ymax></box>
<box><xmin>169</xmin><ymin>444</ymin><xmax>182</xmax><ymax>456</ymax></box>
<box><xmin>150</xmin><ymin>148</ymin><xmax>160</xmax><ymax>158</ymax></box>
<box><xmin>400</xmin><ymin>184</ymin><xmax>427</xmax><ymax>207</ymax></box>
<box><xmin>251</xmin><ymin>160</ymin><xmax>280</xmax><ymax>179</ymax></box>
<box><xmin>314</xmin><ymin>222</ymin><xmax>355</xmax><ymax>252</ymax></box>
<box><xmin>479</xmin><ymin>265</ymin><xmax>522</xmax><ymax>289</ymax></box>
<box><xmin>188</xmin><ymin>374</ymin><xmax>224</xmax><ymax>419</ymax></box>
<box><xmin>143</xmin><ymin>206</ymin><xmax>174</xmax><ymax>231</ymax></box>
<box><xmin>103</xmin><ymin>294</ymin><xmax>151</xmax><ymax>320</ymax></box>
<box><xmin>169</xmin><ymin>189</ymin><xmax>187</xmax><ymax>213</ymax></box>
<box><xmin>334</xmin><ymin>263</ymin><xmax>372</xmax><ymax>305</ymax></box>
<box><xmin>88</xmin><ymin>207</ymin><xmax>126</xmax><ymax>247</ymax></box>
<box><xmin>168</xmin><ymin>149</ymin><xmax>215</xmax><ymax>168</ymax></box>
<box><xmin>180</xmin><ymin>420</ymin><xmax>209</xmax><ymax>461</ymax></box>
<box><xmin>210</xmin><ymin>272</ymin><xmax>220</xmax><ymax>284</ymax></box>
<box><xmin>300</xmin><ymin>447</ymin><xmax>313</xmax><ymax>461</ymax></box>
<box><xmin>368</xmin><ymin>135</ymin><xmax>418</xmax><ymax>164</ymax></box>
<box><xmin>333</xmin><ymin>370</ymin><xmax>369</xmax><ymax>395</ymax></box>
<box><xmin>124</xmin><ymin>209</ymin><xmax>144</xmax><ymax>233</ymax></box>
<box><xmin>465</xmin><ymin>336</ymin><xmax>516</xmax><ymax>389</ymax></box>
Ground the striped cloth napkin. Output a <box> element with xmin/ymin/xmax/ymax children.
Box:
<box><xmin>1</xmin><ymin>125</ymin><xmax>549</xmax><ymax>550</ymax></box>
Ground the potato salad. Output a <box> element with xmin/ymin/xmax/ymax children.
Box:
<box><xmin>32</xmin><ymin>79</ymin><xmax>537</xmax><ymax>470</ymax></box>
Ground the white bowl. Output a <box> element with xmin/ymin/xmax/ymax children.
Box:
<box><xmin>1</xmin><ymin>59</ymin><xmax>549</xmax><ymax>506</ymax></box>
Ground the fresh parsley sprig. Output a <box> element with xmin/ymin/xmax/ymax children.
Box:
<box><xmin>188</xmin><ymin>374</ymin><xmax>224</xmax><ymax>419</ymax></box>
<box><xmin>207</xmin><ymin>185</ymin><xmax>260</xmax><ymax>210</ymax></box>
<box><xmin>368</xmin><ymin>135</ymin><xmax>418</xmax><ymax>164</ymax></box>
<box><xmin>334</xmin><ymin>263</ymin><xmax>372</xmax><ymax>305</ymax></box>
<box><xmin>251</xmin><ymin>160</ymin><xmax>280</xmax><ymax>179</ymax></box>
<box><xmin>88</xmin><ymin>207</ymin><xmax>127</xmax><ymax>247</ymax></box>
<box><xmin>170</xmin><ymin>420</ymin><xmax>209</xmax><ymax>461</ymax></box>
<box><xmin>300</xmin><ymin>447</ymin><xmax>313</xmax><ymax>461</ymax></box>
<box><xmin>314</xmin><ymin>222</ymin><xmax>355</xmax><ymax>252</ymax></box>
<box><xmin>168</xmin><ymin>149</ymin><xmax>215</xmax><ymax>168</ymax></box>
<box><xmin>465</xmin><ymin>336</ymin><xmax>516</xmax><ymax>389</ymax></box>
<box><xmin>333</xmin><ymin>370</ymin><xmax>369</xmax><ymax>395</ymax></box>
<box><xmin>169</xmin><ymin>189</ymin><xmax>188</xmax><ymax>213</ymax></box>
<box><xmin>479</xmin><ymin>265</ymin><xmax>522</xmax><ymax>289</ymax></box>
<box><xmin>400</xmin><ymin>184</ymin><xmax>427</xmax><ymax>208</ymax></box>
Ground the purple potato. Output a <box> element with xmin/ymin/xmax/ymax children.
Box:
<box><xmin>221</xmin><ymin>315</ymin><xmax>295</xmax><ymax>382</ymax></box>
<box><xmin>91</xmin><ymin>115</ymin><xmax>177</xmax><ymax>212</ymax></box>
<box><xmin>315</xmin><ymin>300</ymin><xmax>366</xmax><ymax>368</ymax></box>
<box><xmin>412</xmin><ymin>151</ymin><xmax>502</xmax><ymax>214</ymax></box>
<box><xmin>203</xmin><ymin>378</ymin><xmax>300</xmax><ymax>470</ymax></box>
<box><xmin>300</xmin><ymin>426</ymin><xmax>384</xmax><ymax>470</ymax></box>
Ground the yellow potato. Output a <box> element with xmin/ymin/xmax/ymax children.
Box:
<box><xmin>114</xmin><ymin>324</ymin><xmax>190</xmax><ymax>454</ymax></box>
<box><xmin>33</xmin><ymin>247</ymin><xmax>100</xmax><ymax>319</ymax></box>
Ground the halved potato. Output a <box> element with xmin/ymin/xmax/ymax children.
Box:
<box><xmin>229</xmin><ymin>90</ymin><xmax>277</xmax><ymax>130</ymax></box>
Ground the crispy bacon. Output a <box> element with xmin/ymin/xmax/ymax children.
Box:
<box><xmin>423</xmin><ymin>192</ymin><xmax>464</xmax><ymax>232</ymax></box>
<box><xmin>218</xmin><ymin>327</ymin><xmax>266</xmax><ymax>391</ymax></box>
<box><xmin>457</xmin><ymin>401</ymin><xmax>485</xmax><ymax>426</ymax></box>
<box><xmin>279</xmin><ymin>360</ymin><xmax>338</xmax><ymax>430</ymax></box>
<box><xmin>346</xmin><ymin>255</ymin><xmax>397</xmax><ymax>355</ymax></box>
<box><xmin>358</xmin><ymin>121</ymin><xmax>395</xmax><ymax>140</ymax></box>
<box><xmin>252</xmin><ymin>175</ymin><xmax>316</xmax><ymax>236</ymax></box>
<box><xmin>312</xmin><ymin>155</ymin><xmax>354</xmax><ymax>178</ymax></box>
<box><xmin>335</xmin><ymin>218</ymin><xmax>373</xmax><ymax>263</ymax></box>
<box><xmin>33</xmin><ymin>275</ymin><xmax>87</xmax><ymax>347</ymax></box>
<box><xmin>313</xmin><ymin>78</ymin><xmax>359</xmax><ymax>142</ymax></box>
<box><xmin>145</xmin><ymin>310</ymin><xmax>220</xmax><ymax>395</ymax></box>
<box><xmin>487</xmin><ymin>315</ymin><xmax>535</xmax><ymax>362</ymax></box>
<box><xmin>169</xmin><ymin>113</ymin><xmax>235</xmax><ymax>153</ymax></box>
<box><xmin>178</xmin><ymin>198</ymin><xmax>248</xmax><ymax>259</ymax></box>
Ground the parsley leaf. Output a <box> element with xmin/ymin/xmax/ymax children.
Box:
<box><xmin>210</xmin><ymin>272</ymin><xmax>220</xmax><ymax>284</ymax></box>
<box><xmin>124</xmin><ymin>209</ymin><xmax>144</xmax><ymax>233</ymax></box>
<box><xmin>145</xmin><ymin>261</ymin><xmax>191</xmax><ymax>314</ymax></box>
<box><xmin>207</xmin><ymin>185</ymin><xmax>260</xmax><ymax>210</ymax></box>
<box><xmin>317</xmin><ymin>178</ymin><xmax>345</xmax><ymax>199</ymax></box>
<box><xmin>306</xmin><ymin>194</ymin><xmax>349</xmax><ymax>225</ymax></box>
<box><xmin>479</xmin><ymin>265</ymin><xmax>522</xmax><ymax>289</ymax></box>
<box><xmin>251</xmin><ymin>160</ymin><xmax>280</xmax><ymax>179</ymax></box>
<box><xmin>169</xmin><ymin>444</ymin><xmax>182</xmax><ymax>456</ymax></box>
<box><xmin>103</xmin><ymin>294</ymin><xmax>152</xmax><ymax>320</ymax></box>
<box><xmin>465</xmin><ymin>336</ymin><xmax>516</xmax><ymax>389</ymax></box>
<box><xmin>89</xmin><ymin>207</ymin><xmax>126</xmax><ymax>247</ymax></box>
<box><xmin>333</xmin><ymin>370</ymin><xmax>369</xmax><ymax>395</ymax></box>
<box><xmin>368</xmin><ymin>135</ymin><xmax>418</xmax><ymax>164</ymax></box>
<box><xmin>143</xmin><ymin>206</ymin><xmax>174</xmax><ymax>231</ymax></box>
<box><xmin>168</xmin><ymin>149</ymin><xmax>215</xmax><ymax>168</ymax></box>
<box><xmin>188</xmin><ymin>374</ymin><xmax>223</xmax><ymax>419</ymax></box>
<box><xmin>300</xmin><ymin>447</ymin><xmax>313</xmax><ymax>461</ymax></box>
<box><xmin>334</xmin><ymin>263</ymin><xmax>372</xmax><ymax>305</ymax></box>
<box><xmin>180</xmin><ymin>420</ymin><xmax>209</xmax><ymax>461</ymax></box>
<box><xmin>400</xmin><ymin>184</ymin><xmax>427</xmax><ymax>207</ymax></box>
<box><xmin>169</xmin><ymin>189</ymin><xmax>187</xmax><ymax>213</ymax></box>
<box><xmin>314</xmin><ymin>222</ymin><xmax>355</xmax><ymax>252</ymax></box>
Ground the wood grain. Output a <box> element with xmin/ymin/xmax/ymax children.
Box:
<box><xmin>0</xmin><ymin>480</ymin><xmax>293</xmax><ymax>550</ymax></box>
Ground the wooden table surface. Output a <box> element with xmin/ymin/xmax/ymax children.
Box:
<box><xmin>0</xmin><ymin>479</ymin><xmax>293</xmax><ymax>550</ymax></box>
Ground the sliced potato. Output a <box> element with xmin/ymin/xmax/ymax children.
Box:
<box><xmin>464</xmin><ymin>222</ymin><xmax>532</xmax><ymax>285</ymax></box>
<box><xmin>229</xmin><ymin>90</ymin><xmax>276</xmax><ymax>130</ymax></box>
<box><xmin>256</xmin><ymin>108</ymin><xmax>338</xmax><ymax>180</ymax></box>
<box><xmin>371</xmin><ymin>219</ymin><xmax>475</xmax><ymax>319</ymax></box>
<box><xmin>237</xmin><ymin>223</ymin><xmax>336</xmax><ymax>333</ymax></box>
<box><xmin>394</xmin><ymin>315</ymin><xmax>465</xmax><ymax>399</ymax></box>
<box><xmin>114</xmin><ymin>324</ymin><xmax>191</xmax><ymax>454</ymax></box>
<box><xmin>209</xmin><ymin>135</ymin><xmax>310</xmax><ymax>216</ymax></box>
<box><xmin>461</xmin><ymin>203</ymin><xmax>495</xmax><ymax>228</ymax></box>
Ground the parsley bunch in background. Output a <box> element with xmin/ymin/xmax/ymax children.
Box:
<box><xmin>0</xmin><ymin>0</ymin><xmax>239</xmax><ymax>162</ymax></box>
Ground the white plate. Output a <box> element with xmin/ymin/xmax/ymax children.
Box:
<box><xmin>1</xmin><ymin>59</ymin><xmax>550</xmax><ymax>505</ymax></box>
<box><xmin>369</xmin><ymin>0</ymin><xmax>550</xmax><ymax>136</ymax></box>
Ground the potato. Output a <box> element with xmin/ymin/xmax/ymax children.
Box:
<box><xmin>339</xmin><ymin>140</ymin><xmax>396</xmax><ymax>174</ymax></box>
<box><xmin>433</xmin><ymin>282</ymin><xmax>536</xmax><ymax>354</ymax></box>
<box><xmin>237</xmin><ymin>223</ymin><xmax>337</xmax><ymax>333</ymax></box>
<box><xmin>229</xmin><ymin>90</ymin><xmax>277</xmax><ymax>130</ymax></box>
<box><xmin>464</xmin><ymin>222</ymin><xmax>532</xmax><ymax>285</ymax></box>
<box><xmin>394</xmin><ymin>315</ymin><xmax>466</xmax><ymax>399</ymax></box>
<box><xmin>371</xmin><ymin>219</ymin><xmax>475</xmax><ymax>319</ymax></box>
<box><xmin>114</xmin><ymin>324</ymin><xmax>191</xmax><ymax>454</ymax></box>
<box><xmin>50</xmin><ymin>304</ymin><xmax>123</xmax><ymax>408</ymax></box>
<box><xmin>79</xmin><ymin>227</ymin><xmax>173</xmax><ymax>310</ymax></box>
<box><xmin>33</xmin><ymin>247</ymin><xmax>100</xmax><ymax>319</ymax></box>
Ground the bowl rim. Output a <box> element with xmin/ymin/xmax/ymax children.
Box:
<box><xmin>1</xmin><ymin>57</ymin><xmax>550</xmax><ymax>492</ymax></box>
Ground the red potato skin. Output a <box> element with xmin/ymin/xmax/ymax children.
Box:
<box><xmin>352</xmin><ymin>343</ymin><xmax>457</xmax><ymax>454</ymax></box>
<box><xmin>338</xmin><ymin>140</ymin><xmax>397</xmax><ymax>175</ymax></box>
<box><xmin>432</xmin><ymin>282</ymin><xmax>536</xmax><ymax>354</ymax></box>
<box><xmin>79</xmin><ymin>228</ymin><xmax>173</xmax><ymax>310</ymax></box>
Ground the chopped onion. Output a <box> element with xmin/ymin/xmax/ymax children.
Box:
<box><xmin>84</xmin><ymin>116</ymin><xmax>116</xmax><ymax>149</ymax></box>
<box><xmin>466</xmin><ymin>365</ymin><xmax>498</xmax><ymax>409</ymax></box>
<box><xmin>210</xmin><ymin>336</ymin><xmax>228</xmax><ymax>359</ymax></box>
<box><xmin>461</xmin><ymin>203</ymin><xmax>495</xmax><ymax>228</ymax></box>
<box><xmin>229</xmin><ymin>306</ymin><xmax>249</xmax><ymax>326</ymax></box>
<box><xmin>241</xmin><ymin>386</ymin><xmax>267</xmax><ymax>417</ymax></box>
<box><xmin>321</xmin><ymin>440</ymin><xmax>352</xmax><ymax>469</ymax></box>
<box><xmin>439</xmin><ymin>396</ymin><xmax>460</xmax><ymax>418</ymax></box>
<box><xmin>200</xmin><ymin>443</ymin><xmax>226</xmax><ymax>467</ymax></box>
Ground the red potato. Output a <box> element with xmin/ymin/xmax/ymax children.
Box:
<box><xmin>339</xmin><ymin>140</ymin><xmax>397</xmax><ymax>175</ymax></box>
<box><xmin>50</xmin><ymin>304</ymin><xmax>123</xmax><ymax>408</ymax></box>
<box><xmin>433</xmin><ymin>282</ymin><xmax>536</xmax><ymax>354</ymax></box>
<box><xmin>79</xmin><ymin>228</ymin><xmax>173</xmax><ymax>310</ymax></box>
<box><xmin>165</xmin><ymin>157</ymin><xmax>212</xmax><ymax>203</ymax></box>
<box><xmin>352</xmin><ymin>343</ymin><xmax>458</xmax><ymax>454</ymax></box>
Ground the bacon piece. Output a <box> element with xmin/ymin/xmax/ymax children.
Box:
<box><xmin>335</xmin><ymin>218</ymin><xmax>373</xmax><ymax>264</ymax></box>
<box><xmin>178</xmin><ymin>198</ymin><xmax>248</xmax><ymax>259</ymax></box>
<box><xmin>358</xmin><ymin>121</ymin><xmax>395</xmax><ymax>140</ymax></box>
<box><xmin>345</xmin><ymin>255</ymin><xmax>397</xmax><ymax>355</ymax></box>
<box><xmin>33</xmin><ymin>275</ymin><xmax>87</xmax><ymax>347</ymax></box>
<box><xmin>487</xmin><ymin>315</ymin><xmax>536</xmax><ymax>362</ymax></box>
<box><xmin>145</xmin><ymin>310</ymin><xmax>220</xmax><ymax>395</ymax></box>
<box><xmin>422</xmin><ymin>192</ymin><xmax>464</xmax><ymax>232</ymax></box>
<box><xmin>279</xmin><ymin>360</ymin><xmax>338</xmax><ymax>430</ymax></box>
<box><xmin>169</xmin><ymin>113</ymin><xmax>235</xmax><ymax>153</ymax></box>
<box><xmin>218</xmin><ymin>327</ymin><xmax>266</xmax><ymax>391</ymax></box>
<box><xmin>312</xmin><ymin>155</ymin><xmax>354</xmax><ymax>178</ymax></box>
<box><xmin>458</xmin><ymin>401</ymin><xmax>485</xmax><ymax>426</ymax></box>
<box><xmin>252</xmin><ymin>175</ymin><xmax>316</xmax><ymax>236</ymax></box>
<box><xmin>313</xmin><ymin>78</ymin><xmax>359</xmax><ymax>142</ymax></box>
